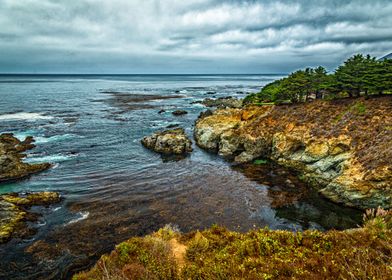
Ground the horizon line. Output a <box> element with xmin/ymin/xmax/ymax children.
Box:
<box><xmin>0</xmin><ymin>73</ymin><xmax>287</xmax><ymax>76</ymax></box>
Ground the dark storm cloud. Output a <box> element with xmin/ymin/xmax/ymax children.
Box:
<box><xmin>0</xmin><ymin>0</ymin><xmax>391</xmax><ymax>73</ymax></box>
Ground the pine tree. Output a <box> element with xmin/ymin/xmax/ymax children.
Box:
<box><xmin>335</xmin><ymin>54</ymin><xmax>367</xmax><ymax>97</ymax></box>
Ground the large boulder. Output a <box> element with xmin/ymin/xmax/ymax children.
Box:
<box><xmin>0</xmin><ymin>133</ymin><xmax>51</xmax><ymax>183</ymax></box>
<box><xmin>141</xmin><ymin>128</ymin><xmax>192</xmax><ymax>155</ymax></box>
<box><xmin>194</xmin><ymin>108</ymin><xmax>243</xmax><ymax>151</ymax></box>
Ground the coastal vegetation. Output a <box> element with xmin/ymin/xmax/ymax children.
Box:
<box><xmin>74</xmin><ymin>209</ymin><xmax>391</xmax><ymax>279</ymax></box>
<box><xmin>244</xmin><ymin>54</ymin><xmax>392</xmax><ymax>105</ymax></box>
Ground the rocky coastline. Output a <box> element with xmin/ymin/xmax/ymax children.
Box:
<box><xmin>195</xmin><ymin>96</ymin><xmax>392</xmax><ymax>209</ymax></box>
<box><xmin>0</xmin><ymin>133</ymin><xmax>57</xmax><ymax>244</ymax></box>
<box><xmin>0</xmin><ymin>191</ymin><xmax>61</xmax><ymax>243</ymax></box>
<box><xmin>0</xmin><ymin>133</ymin><xmax>51</xmax><ymax>183</ymax></box>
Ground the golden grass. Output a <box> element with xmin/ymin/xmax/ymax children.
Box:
<box><xmin>73</xmin><ymin>210</ymin><xmax>391</xmax><ymax>280</ymax></box>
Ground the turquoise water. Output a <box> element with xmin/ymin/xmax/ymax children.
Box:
<box><xmin>0</xmin><ymin>75</ymin><xmax>362</xmax><ymax>279</ymax></box>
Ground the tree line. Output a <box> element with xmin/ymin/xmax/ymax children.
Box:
<box><xmin>244</xmin><ymin>54</ymin><xmax>392</xmax><ymax>104</ymax></box>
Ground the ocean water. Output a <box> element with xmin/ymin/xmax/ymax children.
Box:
<box><xmin>0</xmin><ymin>75</ymin><xmax>362</xmax><ymax>279</ymax></box>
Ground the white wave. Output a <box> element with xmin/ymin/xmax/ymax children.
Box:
<box><xmin>53</xmin><ymin>206</ymin><xmax>62</xmax><ymax>212</ymax></box>
<box><xmin>67</xmin><ymin>211</ymin><xmax>89</xmax><ymax>225</ymax></box>
<box><xmin>34</xmin><ymin>134</ymin><xmax>76</xmax><ymax>144</ymax></box>
<box><xmin>37</xmin><ymin>221</ymin><xmax>47</xmax><ymax>226</ymax></box>
<box><xmin>0</xmin><ymin>112</ymin><xmax>53</xmax><ymax>121</ymax></box>
<box><xmin>24</xmin><ymin>153</ymin><xmax>79</xmax><ymax>164</ymax></box>
<box><xmin>12</xmin><ymin>131</ymin><xmax>38</xmax><ymax>141</ymax></box>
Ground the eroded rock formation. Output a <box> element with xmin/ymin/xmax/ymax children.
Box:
<box><xmin>195</xmin><ymin>97</ymin><xmax>392</xmax><ymax>209</ymax></box>
<box><xmin>141</xmin><ymin>128</ymin><xmax>193</xmax><ymax>155</ymax></box>
<box><xmin>0</xmin><ymin>133</ymin><xmax>51</xmax><ymax>183</ymax></box>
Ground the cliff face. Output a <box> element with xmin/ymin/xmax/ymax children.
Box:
<box><xmin>195</xmin><ymin>96</ymin><xmax>392</xmax><ymax>209</ymax></box>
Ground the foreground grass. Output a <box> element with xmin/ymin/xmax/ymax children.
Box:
<box><xmin>74</xmin><ymin>209</ymin><xmax>391</xmax><ymax>280</ymax></box>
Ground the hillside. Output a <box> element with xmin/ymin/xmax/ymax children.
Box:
<box><xmin>74</xmin><ymin>210</ymin><xmax>391</xmax><ymax>279</ymax></box>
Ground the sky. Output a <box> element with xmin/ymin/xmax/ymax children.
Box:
<box><xmin>0</xmin><ymin>0</ymin><xmax>391</xmax><ymax>74</ymax></box>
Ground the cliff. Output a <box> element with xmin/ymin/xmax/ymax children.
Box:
<box><xmin>194</xmin><ymin>96</ymin><xmax>392</xmax><ymax>209</ymax></box>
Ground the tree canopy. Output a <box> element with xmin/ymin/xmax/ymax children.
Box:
<box><xmin>244</xmin><ymin>54</ymin><xmax>392</xmax><ymax>105</ymax></box>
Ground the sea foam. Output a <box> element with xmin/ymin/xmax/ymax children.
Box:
<box><xmin>34</xmin><ymin>134</ymin><xmax>76</xmax><ymax>144</ymax></box>
<box><xmin>67</xmin><ymin>211</ymin><xmax>89</xmax><ymax>225</ymax></box>
<box><xmin>24</xmin><ymin>153</ymin><xmax>79</xmax><ymax>164</ymax></box>
<box><xmin>0</xmin><ymin>112</ymin><xmax>53</xmax><ymax>121</ymax></box>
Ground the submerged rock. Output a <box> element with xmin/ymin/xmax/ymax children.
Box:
<box><xmin>0</xmin><ymin>192</ymin><xmax>61</xmax><ymax>243</ymax></box>
<box><xmin>172</xmin><ymin>110</ymin><xmax>188</xmax><ymax>116</ymax></box>
<box><xmin>141</xmin><ymin>128</ymin><xmax>192</xmax><ymax>155</ymax></box>
<box><xmin>195</xmin><ymin>97</ymin><xmax>392</xmax><ymax>209</ymax></box>
<box><xmin>0</xmin><ymin>133</ymin><xmax>51</xmax><ymax>183</ymax></box>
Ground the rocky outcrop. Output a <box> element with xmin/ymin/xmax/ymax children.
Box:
<box><xmin>194</xmin><ymin>97</ymin><xmax>243</xmax><ymax>108</ymax></box>
<box><xmin>0</xmin><ymin>192</ymin><xmax>61</xmax><ymax>243</ymax></box>
<box><xmin>195</xmin><ymin>97</ymin><xmax>392</xmax><ymax>209</ymax></box>
<box><xmin>141</xmin><ymin>128</ymin><xmax>193</xmax><ymax>155</ymax></box>
<box><xmin>0</xmin><ymin>133</ymin><xmax>51</xmax><ymax>183</ymax></box>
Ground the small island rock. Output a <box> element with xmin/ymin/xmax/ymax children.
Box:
<box><xmin>0</xmin><ymin>133</ymin><xmax>51</xmax><ymax>183</ymax></box>
<box><xmin>141</xmin><ymin>128</ymin><xmax>192</xmax><ymax>155</ymax></box>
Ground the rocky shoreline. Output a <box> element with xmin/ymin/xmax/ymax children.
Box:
<box><xmin>0</xmin><ymin>191</ymin><xmax>61</xmax><ymax>243</ymax></box>
<box><xmin>0</xmin><ymin>133</ymin><xmax>57</xmax><ymax>244</ymax></box>
<box><xmin>195</xmin><ymin>96</ymin><xmax>392</xmax><ymax>209</ymax></box>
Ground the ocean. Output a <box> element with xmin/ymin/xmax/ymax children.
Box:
<box><xmin>0</xmin><ymin>74</ymin><xmax>362</xmax><ymax>279</ymax></box>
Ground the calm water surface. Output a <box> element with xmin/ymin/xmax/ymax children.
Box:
<box><xmin>0</xmin><ymin>75</ymin><xmax>362</xmax><ymax>279</ymax></box>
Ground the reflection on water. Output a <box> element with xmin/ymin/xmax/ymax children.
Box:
<box><xmin>0</xmin><ymin>75</ymin><xmax>362</xmax><ymax>279</ymax></box>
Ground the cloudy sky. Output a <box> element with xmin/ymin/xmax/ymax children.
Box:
<box><xmin>0</xmin><ymin>0</ymin><xmax>391</xmax><ymax>74</ymax></box>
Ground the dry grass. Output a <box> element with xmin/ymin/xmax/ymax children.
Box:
<box><xmin>73</xmin><ymin>211</ymin><xmax>391</xmax><ymax>280</ymax></box>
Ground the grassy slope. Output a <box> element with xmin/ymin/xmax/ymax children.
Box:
<box><xmin>74</xmin><ymin>210</ymin><xmax>391</xmax><ymax>280</ymax></box>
